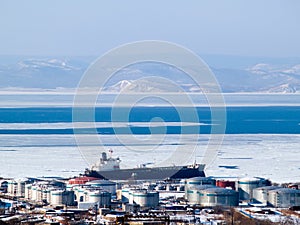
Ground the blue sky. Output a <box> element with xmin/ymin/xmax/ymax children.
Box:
<box><xmin>1</xmin><ymin>0</ymin><xmax>300</xmax><ymax>57</ymax></box>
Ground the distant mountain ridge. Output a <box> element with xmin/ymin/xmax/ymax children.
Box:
<box><xmin>0</xmin><ymin>55</ymin><xmax>300</xmax><ymax>93</ymax></box>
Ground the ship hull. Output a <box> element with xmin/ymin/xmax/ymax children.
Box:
<box><xmin>85</xmin><ymin>164</ymin><xmax>205</xmax><ymax>181</ymax></box>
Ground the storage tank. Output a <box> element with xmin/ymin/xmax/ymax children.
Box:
<box><xmin>50</xmin><ymin>190</ymin><xmax>74</xmax><ymax>206</ymax></box>
<box><xmin>74</xmin><ymin>186</ymin><xmax>88</xmax><ymax>203</ymax></box>
<box><xmin>238</xmin><ymin>177</ymin><xmax>269</xmax><ymax>201</ymax></box>
<box><xmin>268</xmin><ymin>188</ymin><xmax>300</xmax><ymax>208</ymax></box>
<box><xmin>185</xmin><ymin>177</ymin><xmax>216</xmax><ymax>197</ymax></box>
<box><xmin>121</xmin><ymin>188</ymin><xmax>131</xmax><ymax>203</ymax></box>
<box><xmin>36</xmin><ymin>187</ymin><xmax>43</xmax><ymax>202</ymax></box>
<box><xmin>31</xmin><ymin>186</ymin><xmax>38</xmax><ymax>201</ymax></box>
<box><xmin>86</xmin><ymin>180</ymin><xmax>116</xmax><ymax>195</ymax></box>
<box><xmin>64</xmin><ymin>190</ymin><xmax>75</xmax><ymax>206</ymax></box>
<box><xmin>87</xmin><ymin>190</ymin><xmax>111</xmax><ymax>207</ymax></box>
<box><xmin>50</xmin><ymin>190</ymin><xmax>64</xmax><ymax>205</ymax></box>
<box><xmin>185</xmin><ymin>177</ymin><xmax>216</xmax><ymax>186</ymax></box>
<box><xmin>25</xmin><ymin>184</ymin><xmax>32</xmax><ymax>199</ymax></box>
<box><xmin>129</xmin><ymin>190</ymin><xmax>159</xmax><ymax>208</ymax></box>
<box><xmin>16</xmin><ymin>180</ymin><xmax>25</xmax><ymax>197</ymax></box>
<box><xmin>199</xmin><ymin>187</ymin><xmax>239</xmax><ymax>207</ymax></box>
<box><xmin>216</xmin><ymin>180</ymin><xmax>236</xmax><ymax>190</ymax></box>
<box><xmin>42</xmin><ymin>189</ymin><xmax>52</xmax><ymax>203</ymax></box>
<box><xmin>186</xmin><ymin>185</ymin><xmax>216</xmax><ymax>203</ymax></box>
<box><xmin>253</xmin><ymin>186</ymin><xmax>280</xmax><ymax>204</ymax></box>
<box><xmin>7</xmin><ymin>180</ymin><xmax>17</xmax><ymax>196</ymax></box>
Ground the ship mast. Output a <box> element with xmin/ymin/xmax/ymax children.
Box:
<box><xmin>108</xmin><ymin>148</ymin><xmax>113</xmax><ymax>158</ymax></box>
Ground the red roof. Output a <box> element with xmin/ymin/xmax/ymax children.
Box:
<box><xmin>68</xmin><ymin>176</ymin><xmax>100</xmax><ymax>185</ymax></box>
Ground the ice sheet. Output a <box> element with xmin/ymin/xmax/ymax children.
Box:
<box><xmin>0</xmin><ymin>134</ymin><xmax>299</xmax><ymax>183</ymax></box>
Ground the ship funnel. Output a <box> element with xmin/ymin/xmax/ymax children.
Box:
<box><xmin>102</xmin><ymin>152</ymin><xmax>107</xmax><ymax>161</ymax></box>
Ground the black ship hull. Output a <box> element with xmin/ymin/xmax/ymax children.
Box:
<box><xmin>85</xmin><ymin>164</ymin><xmax>205</xmax><ymax>181</ymax></box>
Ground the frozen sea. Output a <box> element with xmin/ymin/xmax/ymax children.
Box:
<box><xmin>0</xmin><ymin>134</ymin><xmax>299</xmax><ymax>183</ymax></box>
<box><xmin>0</xmin><ymin>93</ymin><xmax>299</xmax><ymax>184</ymax></box>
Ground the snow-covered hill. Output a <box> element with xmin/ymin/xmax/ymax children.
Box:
<box><xmin>0</xmin><ymin>56</ymin><xmax>300</xmax><ymax>93</ymax></box>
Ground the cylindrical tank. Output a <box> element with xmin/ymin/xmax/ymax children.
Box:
<box><xmin>74</xmin><ymin>186</ymin><xmax>88</xmax><ymax>203</ymax></box>
<box><xmin>238</xmin><ymin>177</ymin><xmax>269</xmax><ymax>201</ymax></box>
<box><xmin>87</xmin><ymin>190</ymin><xmax>111</xmax><ymax>207</ymax></box>
<box><xmin>129</xmin><ymin>190</ymin><xmax>159</xmax><ymax>208</ymax></box>
<box><xmin>121</xmin><ymin>188</ymin><xmax>131</xmax><ymax>203</ymax></box>
<box><xmin>186</xmin><ymin>177</ymin><xmax>216</xmax><ymax>186</ymax></box>
<box><xmin>185</xmin><ymin>177</ymin><xmax>216</xmax><ymax>197</ymax></box>
<box><xmin>31</xmin><ymin>186</ymin><xmax>37</xmax><ymax>201</ymax></box>
<box><xmin>253</xmin><ymin>186</ymin><xmax>280</xmax><ymax>204</ymax></box>
<box><xmin>7</xmin><ymin>180</ymin><xmax>17</xmax><ymax>196</ymax></box>
<box><xmin>268</xmin><ymin>188</ymin><xmax>300</xmax><ymax>208</ymax></box>
<box><xmin>42</xmin><ymin>189</ymin><xmax>52</xmax><ymax>203</ymax></box>
<box><xmin>64</xmin><ymin>190</ymin><xmax>75</xmax><ymax>206</ymax></box>
<box><xmin>186</xmin><ymin>185</ymin><xmax>216</xmax><ymax>203</ymax></box>
<box><xmin>16</xmin><ymin>180</ymin><xmax>25</xmax><ymax>197</ymax></box>
<box><xmin>50</xmin><ymin>190</ymin><xmax>64</xmax><ymax>205</ymax></box>
<box><xmin>36</xmin><ymin>187</ymin><xmax>43</xmax><ymax>202</ymax></box>
<box><xmin>199</xmin><ymin>187</ymin><xmax>239</xmax><ymax>207</ymax></box>
<box><xmin>86</xmin><ymin>180</ymin><xmax>116</xmax><ymax>195</ymax></box>
<box><xmin>216</xmin><ymin>180</ymin><xmax>236</xmax><ymax>190</ymax></box>
<box><xmin>25</xmin><ymin>184</ymin><xmax>32</xmax><ymax>199</ymax></box>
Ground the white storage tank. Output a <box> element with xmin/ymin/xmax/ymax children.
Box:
<box><xmin>86</xmin><ymin>180</ymin><xmax>116</xmax><ymax>195</ymax></box>
<box><xmin>50</xmin><ymin>190</ymin><xmax>64</xmax><ymax>205</ymax></box>
<box><xmin>185</xmin><ymin>177</ymin><xmax>216</xmax><ymax>186</ymax></box>
<box><xmin>75</xmin><ymin>187</ymin><xmax>89</xmax><ymax>203</ymax></box>
<box><xmin>121</xmin><ymin>188</ymin><xmax>131</xmax><ymax>203</ymax></box>
<box><xmin>36</xmin><ymin>186</ymin><xmax>43</xmax><ymax>202</ymax></box>
<box><xmin>7</xmin><ymin>180</ymin><xmax>17</xmax><ymax>196</ymax></box>
<box><xmin>50</xmin><ymin>189</ymin><xmax>75</xmax><ymax>206</ymax></box>
<box><xmin>268</xmin><ymin>188</ymin><xmax>300</xmax><ymax>208</ymax></box>
<box><xmin>16</xmin><ymin>180</ymin><xmax>25</xmax><ymax>197</ymax></box>
<box><xmin>253</xmin><ymin>186</ymin><xmax>280</xmax><ymax>204</ymax></box>
<box><xmin>185</xmin><ymin>177</ymin><xmax>216</xmax><ymax>197</ymax></box>
<box><xmin>31</xmin><ymin>186</ymin><xmax>38</xmax><ymax>201</ymax></box>
<box><xmin>186</xmin><ymin>185</ymin><xmax>216</xmax><ymax>204</ymax></box>
<box><xmin>25</xmin><ymin>184</ymin><xmax>32</xmax><ymax>199</ymax></box>
<box><xmin>87</xmin><ymin>190</ymin><xmax>111</xmax><ymax>207</ymax></box>
<box><xmin>129</xmin><ymin>190</ymin><xmax>159</xmax><ymax>208</ymax></box>
<box><xmin>238</xmin><ymin>177</ymin><xmax>269</xmax><ymax>201</ymax></box>
<box><xmin>199</xmin><ymin>187</ymin><xmax>239</xmax><ymax>207</ymax></box>
<box><xmin>42</xmin><ymin>188</ymin><xmax>52</xmax><ymax>203</ymax></box>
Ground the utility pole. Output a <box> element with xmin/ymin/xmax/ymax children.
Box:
<box><xmin>94</xmin><ymin>203</ymin><xmax>98</xmax><ymax>222</ymax></box>
<box><xmin>231</xmin><ymin>207</ymin><xmax>234</xmax><ymax>225</ymax></box>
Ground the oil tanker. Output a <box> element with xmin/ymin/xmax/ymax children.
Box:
<box><xmin>84</xmin><ymin>150</ymin><xmax>205</xmax><ymax>181</ymax></box>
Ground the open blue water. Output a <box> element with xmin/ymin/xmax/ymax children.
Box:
<box><xmin>0</xmin><ymin>106</ymin><xmax>299</xmax><ymax>134</ymax></box>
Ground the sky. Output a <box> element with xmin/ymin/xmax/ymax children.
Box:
<box><xmin>0</xmin><ymin>0</ymin><xmax>300</xmax><ymax>57</ymax></box>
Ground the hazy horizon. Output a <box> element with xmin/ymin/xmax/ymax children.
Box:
<box><xmin>1</xmin><ymin>1</ymin><xmax>300</xmax><ymax>57</ymax></box>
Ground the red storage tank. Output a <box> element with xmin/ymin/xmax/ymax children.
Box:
<box><xmin>216</xmin><ymin>180</ymin><xmax>236</xmax><ymax>190</ymax></box>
